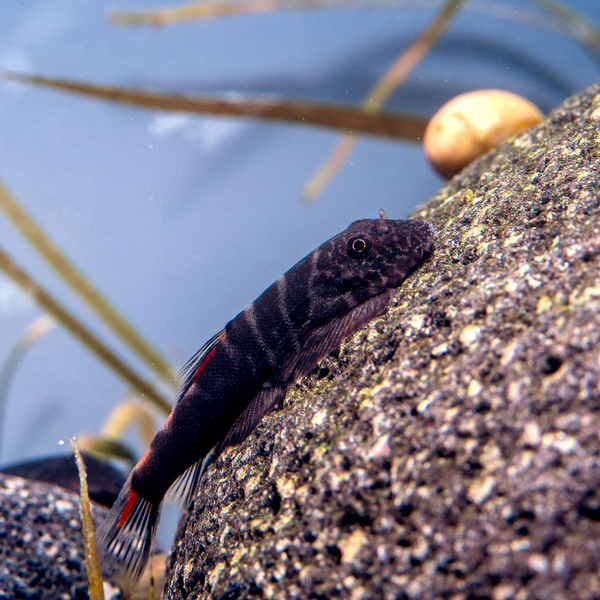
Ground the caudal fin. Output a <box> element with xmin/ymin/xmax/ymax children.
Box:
<box><xmin>96</xmin><ymin>475</ymin><xmax>161</xmax><ymax>584</ymax></box>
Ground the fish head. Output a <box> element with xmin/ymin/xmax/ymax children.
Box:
<box><xmin>313</xmin><ymin>216</ymin><xmax>435</xmax><ymax>308</ymax></box>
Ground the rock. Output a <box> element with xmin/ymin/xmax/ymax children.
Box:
<box><xmin>0</xmin><ymin>472</ymin><xmax>113</xmax><ymax>600</ymax></box>
<box><xmin>166</xmin><ymin>82</ymin><xmax>600</xmax><ymax>599</ymax></box>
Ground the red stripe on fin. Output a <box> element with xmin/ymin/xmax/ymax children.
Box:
<box><xmin>192</xmin><ymin>346</ymin><xmax>217</xmax><ymax>379</ymax></box>
<box><xmin>176</xmin><ymin>328</ymin><xmax>226</xmax><ymax>402</ymax></box>
<box><xmin>117</xmin><ymin>489</ymin><xmax>139</xmax><ymax>527</ymax></box>
<box><xmin>96</xmin><ymin>475</ymin><xmax>161</xmax><ymax>584</ymax></box>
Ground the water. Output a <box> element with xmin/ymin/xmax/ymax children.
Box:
<box><xmin>0</xmin><ymin>0</ymin><xmax>597</xmax><ymax>468</ymax></box>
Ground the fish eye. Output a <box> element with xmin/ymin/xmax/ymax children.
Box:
<box><xmin>347</xmin><ymin>235</ymin><xmax>372</xmax><ymax>258</ymax></box>
<box><xmin>352</xmin><ymin>239</ymin><xmax>367</xmax><ymax>252</ymax></box>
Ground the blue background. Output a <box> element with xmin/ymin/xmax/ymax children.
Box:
<box><xmin>0</xmin><ymin>0</ymin><xmax>597</xmax><ymax>468</ymax></box>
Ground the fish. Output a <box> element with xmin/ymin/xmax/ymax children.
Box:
<box><xmin>96</xmin><ymin>210</ymin><xmax>434</xmax><ymax>582</ymax></box>
<box><xmin>1</xmin><ymin>452</ymin><xmax>126</xmax><ymax>508</ymax></box>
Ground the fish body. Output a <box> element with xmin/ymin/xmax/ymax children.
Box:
<box><xmin>97</xmin><ymin>213</ymin><xmax>434</xmax><ymax>582</ymax></box>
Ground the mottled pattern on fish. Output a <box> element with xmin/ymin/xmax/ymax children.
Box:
<box><xmin>96</xmin><ymin>212</ymin><xmax>435</xmax><ymax>582</ymax></box>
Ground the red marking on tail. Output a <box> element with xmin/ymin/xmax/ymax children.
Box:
<box><xmin>118</xmin><ymin>489</ymin><xmax>140</xmax><ymax>528</ymax></box>
<box><xmin>192</xmin><ymin>347</ymin><xmax>217</xmax><ymax>380</ymax></box>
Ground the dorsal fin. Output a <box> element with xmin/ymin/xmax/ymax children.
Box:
<box><xmin>176</xmin><ymin>329</ymin><xmax>226</xmax><ymax>403</ymax></box>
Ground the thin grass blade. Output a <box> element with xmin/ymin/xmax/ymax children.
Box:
<box><xmin>529</xmin><ymin>0</ymin><xmax>600</xmax><ymax>64</ymax></box>
<box><xmin>303</xmin><ymin>0</ymin><xmax>465</xmax><ymax>202</ymax></box>
<box><xmin>0</xmin><ymin>315</ymin><xmax>56</xmax><ymax>460</ymax></box>
<box><xmin>108</xmin><ymin>0</ymin><xmax>600</xmax><ymax>66</ymax></box>
<box><xmin>72</xmin><ymin>436</ymin><xmax>105</xmax><ymax>600</ymax></box>
<box><xmin>3</xmin><ymin>71</ymin><xmax>428</xmax><ymax>142</ymax></box>
<box><xmin>0</xmin><ymin>180</ymin><xmax>177</xmax><ymax>388</ymax></box>
<box><xmin>79</xmin><ymin>396</ymin><xmax>157</xmax><ymax>466</ymax></box>
<box><xmin>110</xmin><ymin>0</ymin><xmax>274</xmax><ymax>24</ymax></box>
<box><xmin>100</xmin><ymin>396</ymin><xmax>157</xmax><ymax>447</ymax></box>
<box><xmin>0</xmin><ymin>245</ymin><xmax>171</xmax><ymax>413</ymax></box>
<box><xmin>105</xmin><ymin>0</ymin><xmax>567</xmax><ymax>29</ymax></box>
<box><xmin>79</xmin><ymin>434</ymin><xmax>138</xmax><ymax>466</ymax></box>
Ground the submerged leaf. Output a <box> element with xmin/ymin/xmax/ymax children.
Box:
<box><xmin>0</xmin><ymin>241</ymin><xmax>171</xmax><ymax>414</ymax></box>
<box><xmin>3</xmin><ymin>71</ymin><xmax>428</xmax><ymax>141</ymax></box>
<box><xmin>303</xmin><ymin>0</ymin><xmax>465</xmax><ymax>201</ymax></box>
<box><xmin>0</xmin><ymin>180</ymin><xmax>177</xmax><ymax>389</ymax></box>
<box><xmin>73</xmin><ymin>437</ymin><xmax>105</xmax><ymax>600</ymax></box>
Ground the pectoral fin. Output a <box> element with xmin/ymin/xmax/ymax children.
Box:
<box><xmin>165</xmin><ymin>443</ymin><xmax>221</xmax><ymax>507</ymax></box>
<box><xmin>221</xmin><ymin>385</ymin><xmax>288</xmax><ymax>451</ymax></box>
<box><xmin>279</xmin><ymin>288</ymin><xmax>394</xmax><ymax>383</ymax></box>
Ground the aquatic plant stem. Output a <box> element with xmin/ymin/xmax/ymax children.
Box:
<box><xmin>108</xmin><ymin>0</ymin><xmax>600</xmax><ymax>67</ymax></box>
<box><xmin>105</xmin><ymin>0</ymin><xmax>582</xmax><ymax>35</ymax></box>
<box><xmin>0</xmin><ymin>245</ymin><xmax>171</xmax><ymax>413</ymax></box>
<box><xmin>529</xmin><ymin>0</ymin><xmax>600</xmax><ymax>64</ymax></box>
<box><xmin>100</xmin><ymin>396</ymin><xmax>157</xmax><ymax>447</ymax></box>
<box><xmin>0</xmin><ymin>180</ymin><xmax>177</xmax><ymax>388</ymax></box>
<box><xmin>3</xmin><ymin>71</ymin><xmax>428</xmax><ymax>142</ymax></box>
<box><xmin>303</xmin><ymin>0</ymin><xmax>465</xmax><ymax>201</ymax></box>
<box><xmin>73</xmin><ymin>436</ymin><xmax>105</xmax><ymax>600</ymax></box>
<box><xmin>0</xmin><ymin>315</ymin><xmax>56</xmax><ymax>460</ymax></box>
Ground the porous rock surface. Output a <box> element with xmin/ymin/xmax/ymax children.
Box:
<box><xmin>0</xmin><ymin>472</ymin><xmax>110</xmax><ymax>600</ymax></box>
<box><xmin>166</xmin><ymin>83</ymin><xmax>600</xmax><ymax>600</ymax></box>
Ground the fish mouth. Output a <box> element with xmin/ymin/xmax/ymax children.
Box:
<box><xmin>423</xmin><ymin>238</ymin><xmax>435</xmax><ymax>259</ymax></box>
<box><xmin>419</xmin><ymin>221</ymin><xmax>436</xmax><ymax>258</ymax></box>
<box><xmin>408</xmin><ymin>220</ymin><xmax>435</xmax><ymax>263</ymax></box>
<box><xmin>405</xmin><ymin>220</ymin><xmax>436</xmax><ymax>258</ymax></box>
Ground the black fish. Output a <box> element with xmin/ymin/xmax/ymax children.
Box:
<box><xmin>1</xmin><ymin>452</ymin><xmax>126</xmax><ymax>508</ymax></box>
<box><xmin>97</xmin><ymin>211</ymin><xmax>434</xmax><ymax>582</ymax></box>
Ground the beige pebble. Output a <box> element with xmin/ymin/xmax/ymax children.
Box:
<box><xmin>424</xmin><ymin>89</ymin><xmax>544</xmax><ymax>177</ymax></box>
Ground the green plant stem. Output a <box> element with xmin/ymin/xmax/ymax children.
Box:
<box><xmin>73</xmin><ymin>437</ymin><xmax>105</xmax><ymax>600</ymax></box>
<box><xmin>0</xmin><ymin>245</ymin><xmax>171</xmax><ymax>414</ymax></box>
<box><xmin>0</xmin><ymin>180</ymin><xmax>177</xmax><ymax>388</ymax></box>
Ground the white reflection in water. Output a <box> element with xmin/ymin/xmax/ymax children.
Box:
<box><xmin>0</xmin><ymin>278</ymin><xmax>33</xmax><ymax>314</ymax></box>
<box><xmin>149</xmin><ymin>114</ymin><xmax>246</xmax><ymax>152</ymax></box>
